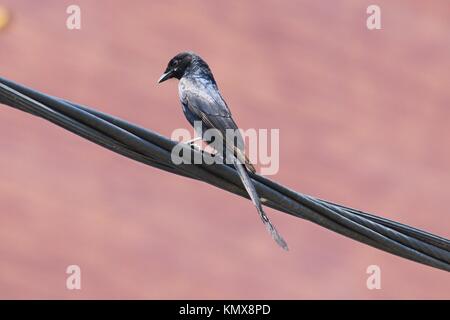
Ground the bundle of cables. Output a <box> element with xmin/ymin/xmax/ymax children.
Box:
<box><xmin>0</xmin><ymin>76</ymin><xmax>449</xmax><ymax>272</ymax></box>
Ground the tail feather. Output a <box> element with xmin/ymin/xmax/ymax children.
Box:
<box><xmin>224</xmin><ymin>139</ymin><xmax>256</xmax><ymax>174</ymax></box>
<box><xmin>234</xmin><ymin>160</ymin><xmax>288</xmax><ymax>250</ymax></box>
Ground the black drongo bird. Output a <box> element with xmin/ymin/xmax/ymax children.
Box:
<box><xmin>158</xmin><ymin>51</ymin><xmax>288</xmax><ymax>250</ymax></box>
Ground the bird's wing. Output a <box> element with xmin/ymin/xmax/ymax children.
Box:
<box><xmin>181</xmin><ymin>79</ymin><xmax>288</xmax><ymax>250</ymax></box>
<box><xmin>182</xmin><ymin>87</ymin><xmax>234</xmax><ymax>140</ymax></box>
<box><xmin>182</xmin><ymin>80</ymin><xmax>235</xmax><ymax>129</ymax></box>
<box><xmin>182</xmin><ymin>80</ymin><xmax>255</xmax><ymax>172</ymax></box>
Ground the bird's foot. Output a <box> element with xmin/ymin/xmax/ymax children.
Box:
<box><xmin>183</xmin><ymin>137</ymin><xmax>203</xmax><ymax>152</ymax></box>
<box><xmin>185</xmin><ymin>137</ymin><xmax>202</xmax><ymax>145</ymax></box>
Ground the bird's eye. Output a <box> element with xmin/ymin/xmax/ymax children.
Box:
<box><xmin>172</xmin><ymin>60</ymin><xmax>179</xmax><ymax>67</ymax></box>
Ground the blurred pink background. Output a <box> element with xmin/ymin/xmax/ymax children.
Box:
<box><xmin>0</xmin><ymin>0</ymin><xmax>449</xmax><ymax>299</ymax></box>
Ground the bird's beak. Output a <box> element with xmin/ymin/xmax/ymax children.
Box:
<box><xmin>157</xmin><ymin>70</ymin><xmax>173</xmax><ymax>84</ymax></box>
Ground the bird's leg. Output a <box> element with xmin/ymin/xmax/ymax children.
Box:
<box><xmin>184</xmin><ymin>136</ymin><xmax>203</xmax><ymax>152</ymax></box>
<box><xmin>185</xmin><ymin>136</ymin><xmax>202</xmax><ymax>145</ymax></box>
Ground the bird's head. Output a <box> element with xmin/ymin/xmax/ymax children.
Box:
<box><xmin>157</xmin><ymin>52</ymin><xmax>195</xmax><ymax>83</ymax></box>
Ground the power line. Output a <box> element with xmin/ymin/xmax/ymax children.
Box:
<box><xmin>0</xmin><ymin>77</ymin><xmax>449</xmax><ymax>272</ymax></box>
